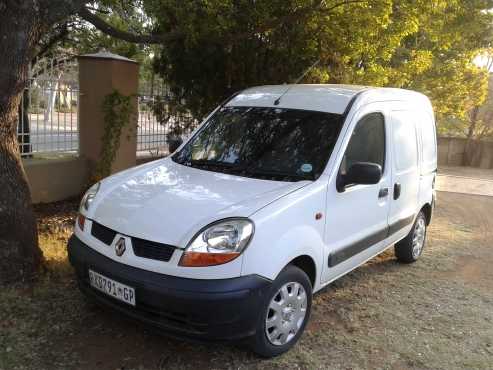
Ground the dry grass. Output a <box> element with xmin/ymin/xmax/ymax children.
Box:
<box><xmin>1</xmin><ymin>192</ymin><xmax>493</xmax><ymax>370</ymax></box>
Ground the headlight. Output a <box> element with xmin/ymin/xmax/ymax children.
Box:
<box><xmin>179</xmin><ymin>218</ymin><xmax>254</xmax><ymax>267</ymax></box>
<box><xmin>80</xmin><ymin>182</ymin><xmax>100</xmax><ymax>212</ymax></box>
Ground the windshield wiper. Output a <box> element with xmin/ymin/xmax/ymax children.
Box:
<box><xmin>189</xmin><ymin>159</ymin><xmax>246</xmax><ymax>172</ymax></box>
<box><xmin>191</xmin><ymin>159</ymin><xmax>237</xmax><ymax>167</ymax></box>
<box><xmin>245</xmin><ymin>168</ymin><xmax>314</xmax><ymax>182</ymax></box>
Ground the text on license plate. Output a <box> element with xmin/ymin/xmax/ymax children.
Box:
<box><xmin>88</xmin><ymin>270</ymin><xmax>136</xmax><ymax>306</ymax></box>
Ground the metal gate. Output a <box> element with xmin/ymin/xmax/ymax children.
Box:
<box><xmin>137</xmin><ymin>81</ymin><xmax>197</xmax><ymax>157</ymax></box>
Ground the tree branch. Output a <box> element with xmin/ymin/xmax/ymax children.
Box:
<box><xmin>77</xmin><ymin>7</ymin><xmax>182</xmax><ymax>44</ymax></box>
<box><xmin>84</xmin><ymin>5</ymin><xmax>110</xmax><ymax>15</ymax></box>
<box><xmin>34</xmin><ymin>23</ymin><xmax>70</xmax><ymax>60</ymax></box>
<box><xmin>79</xmin><ymin>1</ymin><xmax>366</xmax><ymax>46</ymax></box>
<box><xmin>320</xmin><ymin>0</ymin><xmax>369</xmax><ymax>14</ymax></box>
<box><xmin>31</xmin><ymin>56</ymin><xmax>77</xmax><ymax>79</ymax></box>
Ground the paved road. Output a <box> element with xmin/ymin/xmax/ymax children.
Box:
<box><xmin>23</xmin><ymin>131</ymin><xmax>168</xmax><ymax>154</ymax></box>
<box><xmin>27</xmin><ymin>131</ymin><xmax>78</xmax><ymax>153</ymax></box>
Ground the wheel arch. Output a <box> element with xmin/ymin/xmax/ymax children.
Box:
<box><xmin>420</xmin><ymin>202</ymin><xmax>432</xmax><ymax>225</ymax></box>
<box><xmin>288</xmin><ymin>255</ymin><xmax>316</xmax><ymax>288</ymax></box>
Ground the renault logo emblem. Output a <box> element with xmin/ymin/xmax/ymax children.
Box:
<box><xmin>115</xmin><ymin>237</ymin><xmax>126</xmax><ymax>257</ymax></box>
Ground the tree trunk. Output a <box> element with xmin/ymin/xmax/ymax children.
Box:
<box><xmin>0</xmin><ymin>4</ymin><xmax>45</xmax><ymax>283</ymax></box>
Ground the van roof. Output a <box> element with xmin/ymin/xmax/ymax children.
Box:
<box><xmin>226</xmin><ymin>84</ymin><xmax>429</xmax><ymax>115</ymax></box>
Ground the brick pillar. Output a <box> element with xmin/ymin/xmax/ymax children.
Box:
<box><xmin>78</xmin><ymin>51</ymin><xmax>138</xmax><ymax>175</ymax></box>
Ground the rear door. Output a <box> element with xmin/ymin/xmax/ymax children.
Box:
<box><xmin>417</xmin><ymin>110</ymin><xmax>437</xmax><ymax>211</ymax></box>
<box><xmin>387</xmin><ymin>109</ymin><xmax>420</xmax><ymax>241</ymax></box>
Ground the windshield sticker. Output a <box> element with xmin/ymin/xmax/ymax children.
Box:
<box><xmin>300</xmin><ymin>163</ymin><xmax>313</xmax><ymax>173</ymax></box>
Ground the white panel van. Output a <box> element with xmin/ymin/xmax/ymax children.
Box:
<box><xmin>68</xmin><ymin>84</ymin><xmax>437</xmax><ymax>357</ymax></box>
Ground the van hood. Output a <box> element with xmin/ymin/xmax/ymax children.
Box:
<box><xmin>90</xmin><ymin>158</ymin><xmax>308</xmax><ymax>248</ymax></box>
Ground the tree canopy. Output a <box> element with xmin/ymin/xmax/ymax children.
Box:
<box><xmin>142</xmin><ymin>0</ymin><xmax>493</xmax><ymax>130</ymax></box>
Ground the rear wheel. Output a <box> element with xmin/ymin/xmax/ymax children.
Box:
<box><xmin>250</xmin><ymin>265</ymin><xmax>312</xmax><ymax>357</ymax></box>
<box><xmin>395</xmin><ymin>211</ymin><xmax>427</xmax><ymax>263</ymax></box>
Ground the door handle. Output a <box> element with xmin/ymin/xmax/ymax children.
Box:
<box><xmin>378</xmin><ymin>187</ymin><xmax>389</xmax><ymax>198</ymax></box>
<box><xmin>394</xmin><ymin>183</ymin><xmax>401</xmax><ymax>200</ymax></box>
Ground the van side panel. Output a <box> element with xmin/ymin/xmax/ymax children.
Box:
<box><xmin>388</xmin><ymin>108</ymin><xmax>421</xmax><ymax>236</ymax></box>
<box><xmin>387</xmin><ymin>97</ymin><xmax>435</xmax><ymax>244</ymax></box>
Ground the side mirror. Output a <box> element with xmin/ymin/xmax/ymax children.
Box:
<box><xmin>167</xmin><ymin>138</ymin><xmax>183</xmax><ymax>153</ymax></box>
<box><xmin>338</xmin><ymin>162</ymin><xmax>382</xmax><ymax>192</ymax></box>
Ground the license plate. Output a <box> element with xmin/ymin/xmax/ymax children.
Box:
<box><xmin>88</xmin><ymin>270</ymin><xmax>136</xmax><ymax>306</ymax></box>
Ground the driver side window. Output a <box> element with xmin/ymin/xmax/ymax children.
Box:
<box><xmin>340</xmin><ymin>112</ymin><xmax>386</xmax><ymax>176</ymax></box>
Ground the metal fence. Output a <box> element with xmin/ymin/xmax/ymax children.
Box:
<box><xmin>18</xmin><ymin>57</ymin><xmax>79</xmax><ymax>157</ymax></box>
<box><xmin>137</xmin><ymin>82</ymin><xmax>197</xmax><ymax>157</ymax></box>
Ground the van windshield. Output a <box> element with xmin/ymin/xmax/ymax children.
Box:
<box><xmin>172</xmin><ymin>106</ymin><xmax>344</xmax><ymax>182</ymax></box>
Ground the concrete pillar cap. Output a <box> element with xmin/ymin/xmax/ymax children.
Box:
<box><xmin>78</xmin><ymin>51</ymin><xmax>138</xmax><ymax>64</ymax></box>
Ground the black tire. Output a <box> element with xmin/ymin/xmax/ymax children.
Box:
<box><xmin>395</xmin><ymin>211</ymin><xmax>427</xmax><ymax>263</ymax></box>
<box><xmin>249</xmin><ymin>265</ymin><xmax>312</xmax><ymax>358</ymax></box>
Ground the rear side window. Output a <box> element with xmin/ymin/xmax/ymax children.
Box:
<box><xmin>392</xmin><ymin>111</ymin><xmax>418</xmax><ymax>171</ymax></box>
<box><xmin>340</xmin><ymin>112</ymin><xmax>386</xmax><ymax>175</ymax></box>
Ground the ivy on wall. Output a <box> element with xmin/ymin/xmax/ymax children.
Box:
<box><xmin>92</xmin><ymin>90</ymin><xmax>135</xmax><ymax>182</ymax></box>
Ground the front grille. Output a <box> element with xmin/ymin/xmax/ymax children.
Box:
<box><xmin>90</xmin><ymin>221</ymin><xmax>175</xmax><ymax>262</ymax></box>
<box><xmin>132</xmin><ymin>237</ymin><xmax>175</xmax><ymax>262</ymax></box>
<box><xmin>91</xmin><ymin>222</ymin><xmax>117</xmax><ymax>245</ymax></box>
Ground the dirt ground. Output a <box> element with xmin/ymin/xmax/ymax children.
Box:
<box><xmin>1</xmin><ymin>169</ymin><xmax>493</xmax><ymax>370</ymax></box>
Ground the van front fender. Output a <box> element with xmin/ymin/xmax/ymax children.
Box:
<box><xmin>241</xmin><ymin>224</ymin><xmax>324</xmax><ymax>290</ymax></box>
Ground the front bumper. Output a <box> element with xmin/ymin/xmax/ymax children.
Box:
<box><xmin>67</xmin><ymin>235</ymin><xmax>271</xmax><ymax>341</ymax></box>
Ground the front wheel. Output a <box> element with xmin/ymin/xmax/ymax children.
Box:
<box><xmin>250</xmin><ymin>265</ymin><xmax>312</xmax><ymax>358</ymax></box>
<box><xmin>395</xmin><ymin>211</ymin><xmax>427</xmax><ymax>263</ymax></box>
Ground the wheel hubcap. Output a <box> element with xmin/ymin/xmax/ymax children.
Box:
<box><xmin>412</xmin><ymin>217</ymin><xmax>426</xmax><ymax>258</ymax></box>
<box><xmin>265</xmin><ymin>282</ymin><xmax>307</xmax><ymax>346</ymax></box>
